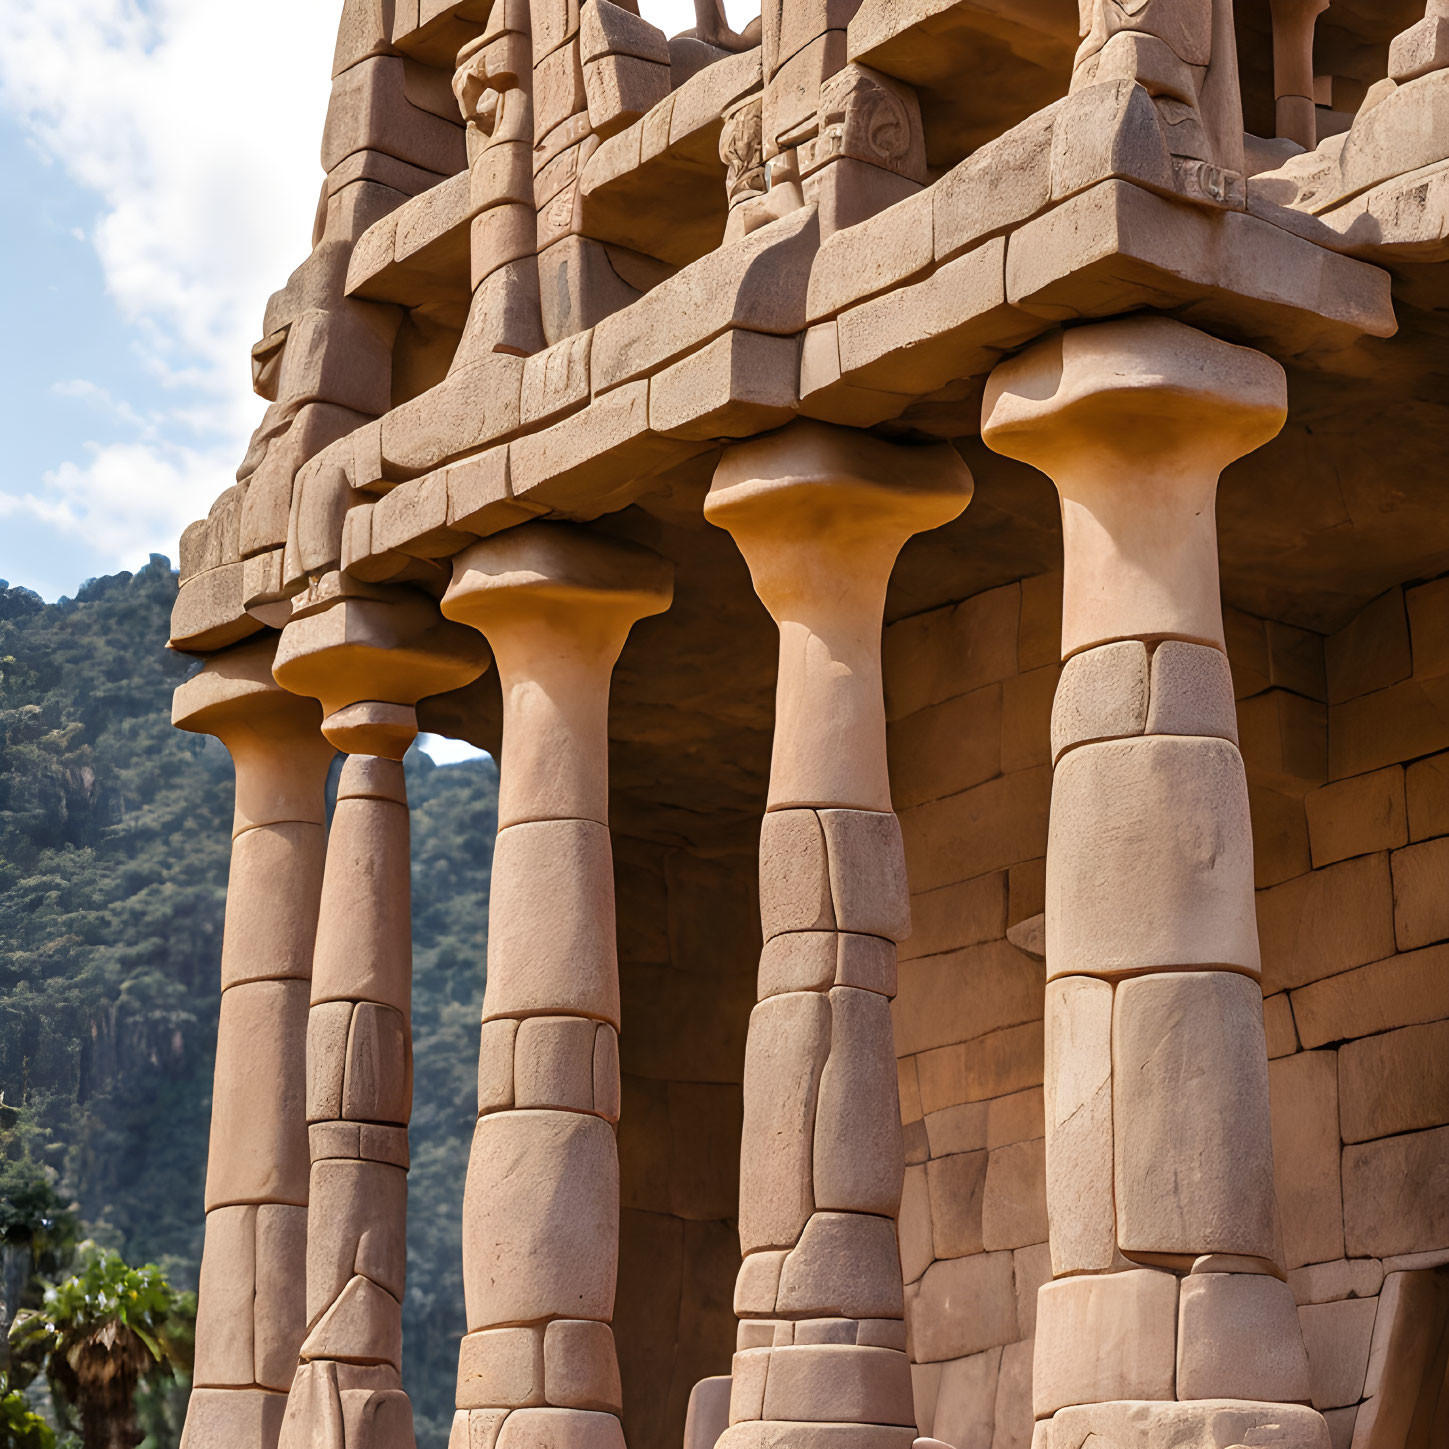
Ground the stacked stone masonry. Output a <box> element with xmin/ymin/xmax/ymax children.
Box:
<box><xmin>171</xmin><ymin>2</ymin><xmax>1449</xmax><ymax>1449</ymax></box>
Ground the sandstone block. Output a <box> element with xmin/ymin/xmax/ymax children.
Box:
<box><xmin>729</xmin><ymin>1347</ymin><xmax>768</xmax><ymax>1423</ymax></box>
<box><xmin>1304</xmin><ymin>766</ymin><xmax>1407</xmax><ymax>869</ymax></box>
<box><xmin>649</xmin><ymin>329</ymin><xmax>798</xmax><ymax>442</ymax></box>
<box><xmin>194</xmin><ymin>1205</ymin><xmax>257</xmax><ymax>1387</ymax></box>
<box><xmin>882</xmin><ymin>585</ymin><xmax>1020</xmax><ymax>723</ymax></box>
<box><xmin>485</xmin><ymin>820</ymin><xmax>619</xmax><ymax>1027</ymax></box>
<box><xmin>893</xmin><ymin>938</ymin><xmax>1043</xmax><ymax>1060</ymax></box>
<box><xmin>307</xmin><ymin>1158</ymin><xmax>408</xmax><ymax>1319</ymax></box>
<box><xmin>683</xmin><ymin>1377</ymin><xmax>732</xmax><ymax>1449</ymax></box>
<box><xmin>1146</xmin><ymin>641</ymin><xmax>1238</xmax><ymax>743</ymax></box>
<box><xmin>898</xmin><ymin>1164</ymin><xmax>933</xmax><ymax>1286</ymax></box>
<box><xmin>342</xmin><ymin>1001</ymin><xmax>411</xmax><ymax>1125</ymax></box>
<box><xmin>897</xmin><ymin>874</ymin><xmax>1006</xmax><ymax>964</ymax></box>
<box><xmin>760</xmin><ymin>810</ymin><xmax>835</xmax><ymax>940</ymax></box>
<box><xmin>1235</xmin><ymin>689</ymin><xmax>1327</xmax><ymax>795</ymax></box>
<box><xmin>1175</xmin><ymin>1273</ymin><xmax>1311</xmax><ymax>1402</ymax></box>
<box><xmin>181</xmin><ymin>1388</ymin><xmax>288</xmax><ymax>1449</ymax></box>
<box><xmin>993</xmin><ymin>1338</ymin><xmax>1033</xmax><ymax>1449</ymax></box>
<box><xmin>462</xmin><ymin>1110</ymin><xmax>618</xmax><ymax>1329</ymax></box>
<box><xmin>513</xmin><ymin>1015</ymin><xmax>598</xmax><ymax>1112</ymax></box>
<box><xmin>1001</xmin><ymin>666</ymin><xmax>1058</xmax><ymax>774</ymax></box>
<box><xmin>902</xmin><ymin>766</ymin><xmax>1052</xmax><ymax>897</ymax></box>
<box><xmin>456</xmin><ymin>1326</ymin><xmax>546</xmax><ymax>1409</ymax></box>
<box><xmin>300</xmin><ymin>1273</ymin><xmax>402</xmax><ymax>1367</ymax></box>
<box><xmin>1328</xmin><ymin>677</ymin><xmax>1449</xmax><ymax>781</ymax></box>
<box><xmin>1044</xmin><ymin>975</ymin><xmax>1115</xmax><ymax>1275</ymax></box>
<box><xmin>1032</xmin><ymin>1270</ymin><xmax>1178</xmax><ymax>1417</ymax></box>
<box><xmin>981</xmin><ymin>1140</ymin><xmax>1047</xmax><ymax>1254</ymax></box>
<box><xmin>1343</xmin><ymin>1125</ymin><xmax>1449</xmax><ymax>1258</ymax></box>
<box><xmin>914</xmin><ymin>1021</ymin><xmax>1044</xmax><ymax>1115</ymax></box>
<box><xmin>543</xmin><ymin>1319</ymin><xmax>623</xmax><ymax>1412</ymax></box>
<box><xmin>889</xmin><ymin>688</ymin><xmax>1004</xmax><ymax>815</ymax></box>
<box><xmin>1114</xmin><ymin>972</ymin><xmax>1278</xmax><ymax>1262</ymax></box>
<box><xmin>1290</xmin><ymin>942</ymin><xmax>1449</xmax><ymax>1051</ymax></box>
<box><xmin>761</xmin><ymin>1344</ymin><xmax>915</xmax><ymax>1425</ymax></box>
<box><xmin>819</xmin><ymin>810</ymin><xmax>911</xmax><ymax>942</ymax></box>
<box><xmin>1049</xmin><ymin>641</ymin><xmax>1148</xmax><ymax>762</ymax></box>
<box><xmin>1326</xmin><ymin>589</ymin><xmax>1412</xmax><ymax>706</ymax></box>
<box><xmin>987</xmin><ymin>1090</ymin><xmax>1045</xmax><ymax>1151</ymax></box>
<box><xmin>1338</xmin><ymin>1018</ymin><xmax>1449</xmax><ymax>1143</ymax></box>
<box><xmin>220</xmin><ymin>822</ymin><xmax>327</xmax><ymax>988</ymax></box>
<box><xmin>1256</xmin><ymin>851</ymin><xmax>1395</xmax><ymax>995</ymax></box>
<box><xmin>925</xmin><ymin>1149</ymin><xmax>987</xmax><ymax>1260</ymax></box>
<box><xmin>776</xmin><ymin>1212</ymin><xmax>905</xmax><ymax>1319</ymax></box>
<box><xmin>716</xmin><ymin>1424</ymin><xmax>915</xmax><ymax>1449</ymax></box>
<box><xmin>1391</xmin><ymin>835</ymin><xmax>1449</xmax><ymax>950</ymax></box>
<box><xmin>206</xmin><ymin>979</ymin><xmax>310</xmax><ymax>1210</ymax></box>
<box><xmin>813</xmin><ymin>987</ymin><xmax>901</xmax><ymax>1216</ymax></box>
<box><xmin>1269</xmin><ymin>1050</ymin><xmax>1345</xmax><ymax>1269</ymax></box>
<box><xmin>930</xmin><ymin>1347</ymin><xmax>1000</xmax><ymax>1449</ymax></box>
<box><xmin>1406</xmin><ymin>751</ymin><xmax>1449</xmax><ymax>841</ymax></box>
<box><xmin>1047</xmin><ymin>737</ymin><xmax>1259</xmax><ymax>979</ymax></box>
<box><xmin>1249</xmin><ymin>785</ymin><xmax>1313</xmax><ymax>889</ymax></box>
<box><xmin>1043</xmin><ymin>1399</ymin><xmax>1331</xmax><ymax>1448</ymax></box>
<box><xmin>759</xmin><ymin>933</ymin><xmax>838</xmax><ymax>998</ymax></box>
<box><xmin>932</xmin><ymin>107</ymin><xmax>1054</xmax><ymax>265</ymax></box>
<box><xmin>1287</xmin><ymin>1258</ymin><xmax>1383</xmax><ymax>1306</ymax></box>
<box><xmin>495</xmin><ymin>1407</ymin><xmax>625</xmax><ymax>1449</ymax></box>
<box><xmin>738</xmin><ymin>991</ymin><xmax>831</xmax><ymax>1253</ymax></box>
<box><xmin>254</xmin><ymin>1204</ymin><xmax>308</xmax><ymax>1389</ymax></box>
<box><xmin>592</xmin><ymin>1026</ymin><xmax>620</xmax><ymax>1124</ymax></box>
<box><xmin>906</xmin><ymin>1253</ymin><xmax>1017</xmax><ymax>1363</ymax></box>
<box><xmin>835</xmin><ymin>933</ymin><xmax>897</xmax><ymax>995</ymax></box>
<box><xmin>1296</xmin><ymin>1296</ymin><xmax>1376</xmax><ymax>1410</ymax></box>
<box><xmin>477</xmin><ymin>1017</ymin><xmax>517</xmax><ymax>1114</ymax></box>
<box><xmin>1263</xmin><ymin>992</ymin><xmax>1298</xmax><ymax>1057</ymax></box>
<box><xmin>735</xmin><ymin>1249</ymin><xmax>788</xmax><ymax>1316</ymax></box>
<box><xmin>1014</xmin><ymin>1243</ymin><xmax>1051</xmax><ymax>1340</ymax></box>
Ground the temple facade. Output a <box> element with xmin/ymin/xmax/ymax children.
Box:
<box><xmin>169</xmin><ymin>0</ymin><xmax>1449</xmax><ymax>1445</ymax></box>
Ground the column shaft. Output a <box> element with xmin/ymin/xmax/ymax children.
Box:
<box><xmin>441</xmin><ymin>524</ymin><xmax>673</xmax><ymax>1449</ymax></box>
<box><xmin>272</xmin><ymin>583</ymin><xmax>491</xmax><ymax>1449</ymax></box>
<box><xmin>175</xmin><ymin>640</ymin><xmax>334</xmax><ymax>1449</ymax></box>
<box><xmin>983</xmin><ymin>317</ymin><xmax>1328</xmax><ymax>1446</ymax></box>
<box><xmin>704</xmin><ymin>423</ymin><xmax>971</xmax><ymax>1449</ymax></box>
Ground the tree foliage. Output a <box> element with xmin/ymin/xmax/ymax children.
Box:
<box><xmin>0</xmin><ymin>563</ymin><xmax>497</xmax><ymax>1448</ymax></box>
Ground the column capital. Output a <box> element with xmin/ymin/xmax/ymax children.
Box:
<box><xmin>706</xmin><ymin>420</ymin><xmax>971</xmax><ymax>812</ymax></box>
<box><xmin>272</xmin><ymin>574</ymin><xmax>491</xmax><ymax>757</ymax></box>
<box><xmin>705</xmin><ymin>420</ymin><xmax>972</xmax><ymax>617</ymax></box>
<box><xmin>174</xmin><ymin>635</ymin><xmax>335</xmax><ymax>834</ymax></box>
<box><xmin>982</xmin><ymin>316</ymin><xmax>1286</xmax><ymax>656</ymax></box>
<box><xmin>441</xmin><ymin>522</ymin><xmax>673</xmax><ymax>827</ymax></box>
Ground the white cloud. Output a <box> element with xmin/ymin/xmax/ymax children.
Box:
<box><xmin>0</xmin><ymin>0</ymin><xmax>339</xmax><ymax>562</ymax></box>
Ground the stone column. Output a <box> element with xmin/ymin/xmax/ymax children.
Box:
<box><xmin>703</xmin><ymin>421</ymin><xmax>972</xmax><ymax>1449</ymax></box>
<box><xmin>981</xmin><ymin>317</ymin><xmax>1329</xmax><ymax>1447</ymax></box>
<box><xmin>271</xmin><ymin>579</ymin><xmax>490</xmax><ymax>1449</ymax></box>
<box><xmin>439</xmin><ymin>522</ymin><xmax>673</xmax><ymax>1449</ymax></box>
<box><xmin>175</xmin><ymin>638</ymin><xmax>335</xmax><ymax>1449</ymax></box>
<box><xmin>1270</xmin><ymin>0</ymin><xmax>1330</xmax><ymax>149</ymax></box>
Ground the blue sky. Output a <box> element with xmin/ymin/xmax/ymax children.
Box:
<box><xmin>0</xmin><ymin>0</ymin><xmax>735</xmax><ymax>607</ymax></box>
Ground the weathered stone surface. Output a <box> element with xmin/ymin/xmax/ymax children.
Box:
<box><xmin>1297</xmin><ymin>1296</ymin><xmax>1377</xmax><ymax>1410</ymax></box>
<box><xmin>1042</xmin><ymin>1399</ymin><xmax>1331</xmax><ymax>1448</ymax></box>
<box><xmin>1175</xmin><ymin>1273</ymin><xmax>1311</xmax><ymax>1402</ymax></box>
<box><xmin>925</xmin><ymin>1149</ymin><xmax>987</xmax><ymax>1260</ymax></box>
<box><xmin>1032</xmin><ymin>1270</ymin><xmax>1178</xmax><ymax>1417</ymax></box>
<box><xmin>775</xmin><ymin>1212</ymin><xmax>905</xmax><ymax>1319</ymax></box>
<box><xmin>1290</xmin><ymin>942</ymin><xmax>1449</xmax><ymax>1050</ymax></box>
<box><xmin>1114</xmin><ymin>972</ymin><xmax>1278</xmax><ymax>1262</ymax></box>
<box><xmin>1044</xmin><ymin>976</ymin><xmax>1115</xmax><ymax>1275</ymax></box>
<box><xmin>462</xmin><ymin>1110</ymin><xmax>618</xmax><ymax>1329</ymax></box>
<box><xmin>1049</xmin><ymin>640</ymin><xmax>1148</xmax><ymax>761</ymax></box>
<box><xmin>1146</xmin><ymin>641</ymin><xmax>1239</xmax><ymax>743</ymax></box>
<box><xmin>1343</xmin><ymin>1125</ymin><xmax>1449</xmax><ymax>1258</ymax></box>
<box><xmin>760</xmin><ymin>810</ymin><xmax>835</xmax><ymax>940</ymax></box>
<box><xmin>1304</xmin><ymin>766</ymin><xmax>1407</xmax><ymax>869</ymax></box>
<box><xmin>760</xmin><ymin>1343</ymin><xmax>915</xmax><ymax>1425</ymax></box>
<box><xmin>1048</xmin><ymin>737</ymin><xmax>1259</xmax><ymax>978</ymax></box>
<box><xmin>1269</xmin><ymin>1050</ymin><xmax>1345</xmax><ymax>1269</ymax></box>
<box><xmin>981</xmin><ymin>1140</ymin><xmax>1047</xmax><ymax>1253</ymax></box>
<box><xmin>906</xmin><ymin>1253</ymin><xmax>1017</xmax><ymax>1363</ymax></box>
<box><xmin>1338</xmin><ymin>1019</ymin><xmax>1449</xmax><ymax>1143</ymax></box>
<box><xmin>1390</xmin><ymin>835</ymin><xmax>1449</xmax><ymax>951</ymax></box>
<box><xmin>738</xmin><ymin>991</ymin><xmax>831</xmax><ymax>1253</ymax></box>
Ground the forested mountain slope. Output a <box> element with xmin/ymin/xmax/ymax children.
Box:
<box><xmin>0</xmin><ymin>559</ymin><xmax>496</xmax><ymax>1448</ymax></box>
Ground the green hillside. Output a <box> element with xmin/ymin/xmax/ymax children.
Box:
<box><xmin>0</xmin><ymin>559</ymin><xmax>496</xmax><ymax>1449</ymax></box>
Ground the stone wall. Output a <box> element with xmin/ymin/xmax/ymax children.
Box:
<box><xmin>883</xmin><ymin>567</ymin><xmax>1449</xmax><ymax>1448</ymax></box>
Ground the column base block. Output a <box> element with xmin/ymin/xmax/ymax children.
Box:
<box><xmin>1039</xmin><ymin>1400</ymin><xmax>1330</xmax><ymax>1449</ymax></box>
<box><xmin>181</xmin><ymin>1387</ymin><xmax>288</xmax><ymax>1449</ymax></box>
<box><xmin>717</xmin><ymin>1421</ymin><xmax>917</xmax><ymax>1449</ymax></box>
